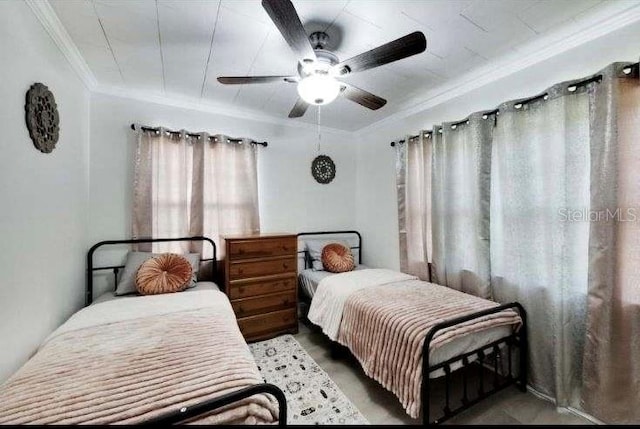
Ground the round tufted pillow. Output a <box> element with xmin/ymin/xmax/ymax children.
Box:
<box><xmin>135</xmin><ymin>253</ymin><xmax>193</xmax><ymax>295</ymax></box>
<box><xmin>321</xmin><ymin>242</ymin><xmax>355</xmax><ymax>273</ymax></box>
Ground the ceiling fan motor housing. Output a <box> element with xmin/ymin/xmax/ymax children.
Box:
<box><xmin>309</xmin><ymin>31</ymin><xmax>330</xmax><ymax>49</ymax></box>
<box><xmin>298</xmin><ymin>32</ymin><xmax>340</xmax><ymax>78</ymax></box>
<box><xmin>298</xmin><ymin>50</ymin><xmax>339</xmax><ymax>77</ymax></box>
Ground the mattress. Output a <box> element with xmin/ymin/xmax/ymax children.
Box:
<box><xmin>298</xmin><ymin>266</ymin><xmax>369</xmax><ymax>299</ymax></box>
<box><xmin>93</xmin><ymin>280</ymin><xmax>220</xmax><ymax>304</ymax></box>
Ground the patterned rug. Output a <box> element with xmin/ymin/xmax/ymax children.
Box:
<box><xmin>249</xmin><ymin>335</ymin><xmax>369</xmax><ymax>425</ymax></box>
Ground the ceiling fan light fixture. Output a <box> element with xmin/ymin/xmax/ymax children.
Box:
<box><xmin>297</xmin><ymin>74</ymin><xmax>341</xmax><ymax>105</ymax></box>
<box><xmin>219</xmin><ymin>1</ymin><xmax>426</xmax><ymax>117</ymax></box>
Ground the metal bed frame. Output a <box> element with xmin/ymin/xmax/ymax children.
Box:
<box><xmin>86</xmin><ymin>236</ymin><xmax>217</xmax><ymax>306</ymax></box>
<box><xmin>296</xmin><ymin>230</ymin><xmax>527</xmax><ymax>425</ymax></box>
<box><xmin>87</xmin><ymin>236</ymin><xmax>288</xmax><ymax>425</ymax></box>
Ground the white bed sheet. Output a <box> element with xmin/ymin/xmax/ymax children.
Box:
<box><xmin>298</xmin><ymin>266</ymin><xmax>369</xmax><ymax>299</ymax></box>
<box><xmin>93</xmin><ymin>281</ymin><xmax>220</xmax><ymax>304</ymax></box>
<box><xmin>46</xmin><ymin>287</ymin><xmax>232</xmax><ymax>347</ymax></box>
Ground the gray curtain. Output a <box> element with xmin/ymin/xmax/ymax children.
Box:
<box><xmin>132</xmin><ymin>129</ymin><xmax>260</xmax><ymax>259</ymax></box>
<box><xmin>396</xmin><ymin>59</ymin><xmax>640</xmax><ymax>423</ymax></box>
<box><xmin>582</xmin><ymin>62</ymin><xmax>640</xmax><ymax>424</ymax></box>
<box><xmin>490</xmin><ymin>79</ymin><xmax>591</xmax><ymax>408</ymax></box>
<box><xmin>431</xmin><ymin>114</ymin><xmax>493</xmax><ymax>299</ymax></box>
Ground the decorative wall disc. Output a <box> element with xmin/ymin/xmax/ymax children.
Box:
<box><xmin>25</xmin><ymin>83</ymin><xmax>59</xmax><ymax>153</ymax></box>
<box><xmin>311</xmin><ymin>155</ymin><xmax>336</xmax><ymax>184</ymax></box>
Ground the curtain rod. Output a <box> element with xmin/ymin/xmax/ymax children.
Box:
<box><xmin>510</xmin><ymin>73</ymin><xmax>604</xmax><ymax>110</ymax></box>
<box><xmin>388</xmin><ymin>66</ymin><xmax>634</xmax><ymax>148</ymax></box>
<box><xmin>130</xmin><ymin>124</ymin><xmax>268</xmax><ymax>147</ymax></box>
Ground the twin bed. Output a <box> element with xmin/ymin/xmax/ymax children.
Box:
<box><xmin>0</xmin><ymin>237</ymin><xmax>286</xmax><ymax>425</ymax></box>
<box><xmin>0</xmin><ymin>233</ymin><xmax>527</xmax><ymax>426</ymax></box>
<box><xmin>297</xmin><ymin>231</ymin><xmax>527</xmax><ymax>425</ymax></box>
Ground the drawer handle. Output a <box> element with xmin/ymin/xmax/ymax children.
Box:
<box><xmin>282</xmin><ymin>299</ymin><xmax>290</xmax><ymax>305</ymax></box>
<box><xmin>282</xmin><ymin>263</ymin><xmax>289</xmax><ymax>269</ymax></box>
<box><xmin>236</xmin><ymin>306</ymin><xmax>244</xmax><ymax>314</ymax></box>
<box><xmin>238</xmin><ymin>249</ymin><xmax>245</xmax><ymax>254</ymax></box>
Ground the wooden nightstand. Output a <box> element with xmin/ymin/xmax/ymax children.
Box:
<box><xmin>224</xmin><ymin>233</ymin><xmax>298</xmax><ymax>342</ymax></box>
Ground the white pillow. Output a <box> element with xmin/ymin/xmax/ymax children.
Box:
<box><xmin>115</xmin><ymin>251</ymin><xmax>201</xmax><ymax>296</ymax></box>
<box><xmin>305</xmin><ymin>240</ymin><xmax>355</xmax><ymax>271</ymax></box>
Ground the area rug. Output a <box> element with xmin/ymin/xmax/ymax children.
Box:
<box><xmin>249</xmin><ymin>335</ymin><xmax>369</xmax><ymax>425</ymax></box>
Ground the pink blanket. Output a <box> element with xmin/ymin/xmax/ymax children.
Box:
<box><xmin>0</xmin><ymin>291</ymin><xmax>278</xmax><ymax>424</ymax></box>
<box><xmin>338</xmin><ymin>280</ymin><xmax>522</xmax><ymax>418</ymax></box>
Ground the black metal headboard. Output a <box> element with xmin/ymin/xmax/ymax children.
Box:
<box><xmin>296</xmin><ymin>230</ymin><xmax>362</xmax><ymax>269</ymax></box>
<box><xmin>86</xmin><ymin>236</ymin><xmax>217</xmax><ymax>306</ymax></box>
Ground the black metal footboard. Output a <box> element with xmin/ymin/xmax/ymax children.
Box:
<box><xmin>422</xmin><ymin>302</ymin><xmax>527</xmax><ymax>425</ymax></box>
<box><xmin>142</xmin><ymin>383</ymin><xmax>288</xmax><ymax>425</ymax></box>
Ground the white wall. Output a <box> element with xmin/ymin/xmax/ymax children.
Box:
<box><xmin>88</xmin><ymin>93</ymin><xmax>357</xmax><ymax>257</ymax></box>
<box><xmin>355</xmin><ymin>21</ymin><xmax>640</xmax><ymax>270</ymax></box>
<box><xmin>3</xmin><ymin>0</ymin><xmax>638</xmax><ymax>385</ymax></box>
<box><xmin>0</xmin><ymin>1</ymin><xmax>89</xmax><ymax>382</ymax></box>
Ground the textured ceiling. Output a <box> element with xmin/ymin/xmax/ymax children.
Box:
<box><xmin>50</xmin><ymin>0</ymin><xmax>616</xmax><ymax>131</ymax></box>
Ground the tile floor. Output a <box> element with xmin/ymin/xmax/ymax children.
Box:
<box><xmin>294</xmin><ymin>322</ymin><xmax>592</xmax><ymax>425</ymax></box>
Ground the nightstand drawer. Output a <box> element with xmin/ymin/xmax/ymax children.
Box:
<box><xmin>237</xmin><ymin>308</ymin><xmax>297</xmax><ymax>339</ymax></box>
<box><xmin>229</xmin><ymin>276</ymin><xmax>296</xmax><ymax>299</ymax></box>
<box><xmin>228</xmin><ymin>257</ymin><xmax>296</xmax><ymax>280</ymax></box>
<box><xmin>232</xmin><ymin>290</ymin><xmax>296</xmax><ymax>318</ymax></box>
<box><xmin>228</xmin><ymin>237</ymin><xmax>297</xmax><ymax>259</ymax></box>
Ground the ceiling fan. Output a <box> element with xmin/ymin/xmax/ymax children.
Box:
<box><xmin>217</xmin><ymin>0</ymin><xmax>427</xmax><ymax>118</ymax></box>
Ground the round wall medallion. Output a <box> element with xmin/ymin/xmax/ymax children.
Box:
<box><xmin>311</xmin><ymin>155</ymin><xmax>336</xmax><ymax>184</ymax></box>
<box><xmin>25</xmin><ymin>83</ymin><xmax>59</xmax><ymax>153</ymax></box>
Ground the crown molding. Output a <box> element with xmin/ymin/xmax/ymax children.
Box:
<box><xmin>26</xmin><ymin>0</ymin><xmax>351</xmax><ymax>135</ymax></box>
<box><xmin>93</xmin><ymin>84</ymin><xmax>354</xmax><ymax>136</ymax></box>
<box><xmin>356</xmin><ymin>1</ymin><xmax>640</xmax><ymax>134</ymax></box>
<box><xmin>26</xmin><ymin>0</ymin><xmax>98</xmax><ymax>90</ymax></box>
<box><xmin>29</xmin><ymin>0</ymin><xmax>640</xmax><ymax>135</ymax></box>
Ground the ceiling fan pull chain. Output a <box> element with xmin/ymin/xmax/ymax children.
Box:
<box><xmin>317</xmin><ymin>105</ymin><xmax>322</xmax><ymax>153</ymax></box>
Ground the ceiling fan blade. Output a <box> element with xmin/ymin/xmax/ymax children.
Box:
<box><xmin>333</xmin><ymin>31</ymin><xmax>427</xmax><ymax>76</ymax></box>
<box><xmin>262</xmin><ymin>0</ymin><xmax>316</xmax><ymax>64</ymax></box>
<box><xmin>217</xmin><ymin>76</ymin><xmax>298</xmax><ymax>85</ymax></box>
<box><xmin>288</xmin><ymin>98</ymin><xmax>309</xmax><ymax>118</ymax></box>
<box><xmin>339</xmin><ymin>82</ymin><xmax>387</xmax><ymax>110</ymax></box>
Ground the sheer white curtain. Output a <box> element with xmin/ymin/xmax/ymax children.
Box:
<box><xmin>396</xmin><ymin>132</ymin><xmax>431</xmax><ymax>280</ymax></box>
<box><xmin>490</xmin><ymin>83</ymin><xmax>591</xmax><ymax>407</ymax></box>
<box><xmin>132</xmin><ymin>129</ymin><xmax>260</xmax><ymax>258</ymax></box>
